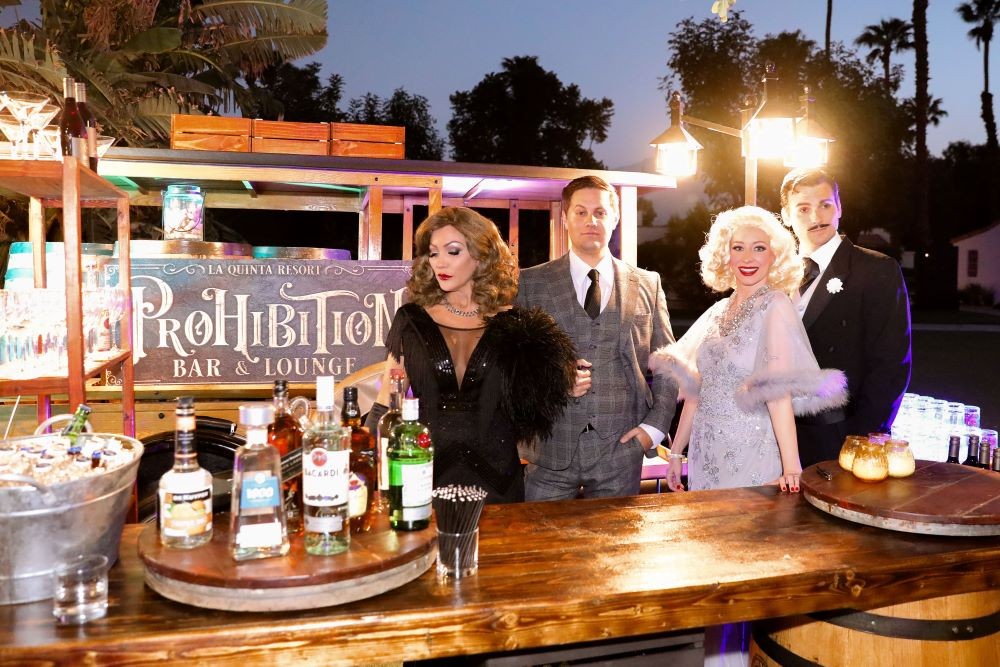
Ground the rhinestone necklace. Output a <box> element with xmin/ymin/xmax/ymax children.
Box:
<box><xmin>442</xmin><ymin>301</ymin><xmax>480</xmax><ymax>318</ymax></box>
<box><xmin>719</xmin><ymin>285</ymin><xmax>770</xmax><ymax>337</ymax></box>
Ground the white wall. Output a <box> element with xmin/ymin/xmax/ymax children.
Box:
<box><xmin>954</xmin><ymin>222</ymin><xmax>1000</xmax><ymax>295</ymax></box>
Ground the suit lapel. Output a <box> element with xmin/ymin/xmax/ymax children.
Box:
<box><xmin>803</xmin><ymin>236</ymin><xmax>853</xmax><ymax>330</ymax></box>
<box><xmin>550</xmin><ymin>254</ymin><xmax>579</xmax><ymax>314</ymax></box>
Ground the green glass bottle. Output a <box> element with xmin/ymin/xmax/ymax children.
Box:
<box><xmin>387</xmin><ymin>398</ymin><xmax>433</xmax><ymax>531</ymax></box>
<box><xmin>61</xmin><ymin>404</ymin><xmax>92</xmax><ymax>446</ymax></box>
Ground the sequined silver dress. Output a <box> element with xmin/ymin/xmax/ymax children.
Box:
<box><xmin>651</xmin><ymin>288</ymin><xmax>848</xmax><ymax>491</ymax></box>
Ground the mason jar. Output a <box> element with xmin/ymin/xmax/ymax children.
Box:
<box><xmin>161</xmin><ymin>184</ymin><xmax>204</xmax><ymax>240</ymax></box>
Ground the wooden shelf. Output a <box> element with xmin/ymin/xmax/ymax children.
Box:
<box><xmin>0</xmin><ymin>158</ymin><xmax>126</xmax><ymax>202</ymax></box>
<box><xmin>0</xmin><ymin>349</ymin><xmax>131</xmax><ymax>396</ymax></box>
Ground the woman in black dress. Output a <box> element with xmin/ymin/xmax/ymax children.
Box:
<box><xmin>367</xmin><ymin>207</ymin><xmax>576</xmax><ymax>503</ymax></box>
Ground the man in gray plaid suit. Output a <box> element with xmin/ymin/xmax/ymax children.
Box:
<box><xmin>517</xmin><ymin>175</ymin><xmax>678</xmax><ymax>499</ymax></box>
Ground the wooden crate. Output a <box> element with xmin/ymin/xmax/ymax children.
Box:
<box><xmin>329</xmin><ymin>122</ymin><xmax>405</xmax><ymax>159</ymax></box>
<box><xmin>170</xmin><ymin>114</ymin><xmax>251</xmax><ymax>152</ymax></box>
<box><xmin>252</xmin><ymin>119</ymin><xmax>329</xmax><ymax>156</ymax></box>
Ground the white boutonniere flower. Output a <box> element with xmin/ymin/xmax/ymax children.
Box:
<box><xmin>826</xmin><ymin>277</ymin><xmax>844</xmax><ymax>294</ymax></box>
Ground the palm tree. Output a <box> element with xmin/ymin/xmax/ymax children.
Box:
<box><xmin>0</xmin><ymin>0</ymin><xmax>328</xmax><ymax>146</ymax></box>
<box><xmin>912</xmin><ymin>1</ymin><xmax>930</xmax><ymax>248</ymax></box>
<box><xmin>825</xmin><ymin>0</ymin><xmax>833</xmax><ymax>57</ymax></box>
<box><xmin>854</xmin><ymin>18</ymin><xmax>913</xmax><ymax>92</ymax></box>
<box><xmin>957</xmin><ymin>0</ymin><xmax>1000</xmax><ymax>150</ymax></box>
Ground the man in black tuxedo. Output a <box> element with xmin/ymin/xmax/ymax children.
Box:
<box><xmin>780</xmin><ymin>168</ymin><xmax>912</xmax><ymax>467</ymax></box>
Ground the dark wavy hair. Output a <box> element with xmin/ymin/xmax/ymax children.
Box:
<box><xmin>407</xmin><ymin>207</ymin><xmax>519</xmax><ymax>316</ymax></box>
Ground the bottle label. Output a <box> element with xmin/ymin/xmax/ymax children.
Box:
<box><xmin>348</xmin><ymin>472</ymin><xmax>368</xmax><ymax>518</ymax></box>
<box><xmin>159</xmin><ymin>487</ymin><xmax>212</xmax><ymax>537</ymax></box>
<box><xmin>303</xmin><ymin>448</ymin><xmax>350</xmax><ymax>507</ymax></box>
<box><xmin>240</xmin><ymin>472</ymin><xmax>281</xmax><ymax>510</ymax></box>
<box><xmin>304</xmin><ymin>514</ymin><xmax>345</xmax><ymax>533</ymax></box>
<box><xmin>393</xmin><ymin>461</ymin><xmax>433</xmax><ymax>508</ymax></box>
<box><xmin>236</xmin><ymin>521</ymin><xmax>282</xmax><ymax>548</ymax></box>
<box><xmin>379</xmin><ymin>436</ymin><xmax>390</xmax><ymax>491</ymax></box>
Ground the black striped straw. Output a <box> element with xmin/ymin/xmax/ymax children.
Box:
<box><xmin>432</xmin><ymin>484</ymin><xmax>487</xmax><ymax>534</ymax></box>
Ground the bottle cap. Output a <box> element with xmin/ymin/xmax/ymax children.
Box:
<box><xmin>273</xmin><ymin>379</ymin><xmax>288</xmax><ymax>396</ymax></box>
<box><xmin>239</xmin><ymin>403</ymin><xmax>275</xmax><ymax>427</ymax></box>
<box><xmin>177</xmin><ymin>396</ymin><xmax>194</xmax><ymax>409</ymax></box>
<box><xmin>315</xmin><ymin>375</ymin><xmax>335</xmax><ymax>410</ymax></box>
<box><xmin>402</xmin><ymin>397</ymin><xmax>419</xmax><ymax>420</ymax></box>
<box><xmin>343</xmin><ymin>386</ymin><xmax>358</xmax><ymax>401</ymax></box>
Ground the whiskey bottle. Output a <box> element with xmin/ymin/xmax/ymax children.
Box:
<box><xmin>158</xmin><ymin>397</ymin><xmax>212</xmax><ymax>549</ymax></box>
<box><xmin>387</xmin><ymin>397</ymin><xmax>433</xmax><ymax>531</ymax></box>
<box><xmin>74</xmin><ymin>82</ymin><xmax>98</xmax><ymax>171</ymax></box>
<box><xmin>302</xmin><ymin>376</ymin><xmax>351</xmax><ymax>555</ymax></box>
<box><xmin>342</xmin><ymin>386</ymin><xmax>377</xmax><ymax>533</ymax></box>
<box><xmin>945</xmin><ymin>435</ymin><xmax>961</xmax><ymax>464</ymax></box>
<box><xmin>267</xmin><ymin>379</ymin><xmax>303</xmax><ymax>534</ymax></box>
<box><xmin>60</xmin><ymin>403</ymin><xmax>92</xmax><ymax>447</ymax></box>
<box><xmin>231</xmin><ymin>403</ymin><xmax>289</xmax><ymax>561</ymax></box>
<box><xmin>58</xmin><ymin>77</ymin><xmax>85</xmax><ymax>159</ymax></box>
<box><xmin>374</xmin><ymin>369</ymin><xmax>405</xmax><ymax>513</ymax></box>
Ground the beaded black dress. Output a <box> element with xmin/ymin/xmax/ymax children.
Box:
<box><xmin>384</xmin><ymin>303</ymin><xmax>575</xmax><ymax>503</ymax></box>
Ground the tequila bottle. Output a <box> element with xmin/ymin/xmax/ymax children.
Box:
<box><xmin>158</xmin><ymin>397</ymin><xmax>212</xmax><ymax>549</ymax></box>
<box><xmin>267</xmin><ymin>379</ymin><xmax>303</xmax><ymax>534</ymax></box>
<box><xmin>342</xmin><ymin>386</ymin><xmax>377</xmax><ymax>533</ymax></box>
<box><xmin>302</xmin><ymin>376</ymin><xmax>351</xmax><ymax>555</ymax></box>
<box><xmin>230</xmin><ymin>403</ymin><xmax>289</xmax><ymax>561</ymax></box>
<box><xmin>374</xmin><ymin>369</ymin><xmax>405</xmax><ymax>513</ymax></box>
<box><xmin>388</xmin><ymin>398</ymin><xmax>433</xmax><ymax>531</ymax></box>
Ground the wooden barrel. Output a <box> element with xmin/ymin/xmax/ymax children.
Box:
<box><xmin>749</xmin><ymin>590</ymin><xmax>1000</xmax><ymax>666</ymax></box>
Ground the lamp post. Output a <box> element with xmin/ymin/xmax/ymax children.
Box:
<box><xmin>650</xmin><ymin>66</ymin><xmax>833</xmax><ymax>206</ymax></box>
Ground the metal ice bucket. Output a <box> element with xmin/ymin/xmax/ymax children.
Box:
<box><xmin>0</xmin><ymin>429</ymin><xmax>143</xmax><ymax>604</ymax></box>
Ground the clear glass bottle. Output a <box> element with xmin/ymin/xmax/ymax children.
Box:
<box><xmin>302</xmin><ymin>376</ymin><xmax>351</xmax><ymax>556</ymax></box>
<box><xmin>60</xmin><ymin>403</ymin><xmax>92</xmax><ymax>447</ymax></box>
<box><xmin>388</xmin><ymin>397</ymin><xmax>433</xmax><ymax>531</ymax></box>
<box><xmin>267</xmin><ymin>379</ymin><xmax>303</xmax><ymax>534</ymax></box>
<box><xmin>58</xmin><ymin>77</ymin><xmax>85</xmax><ymax>158</ymax></box>
<box><xmin>374</xmin><ymin>369</ymin><xmax>406</xmax><ymax>514</ymax></box>
<box><xmin>158</xmin><ymin>397</ymin><xmax>212</xmax><ymax>549</ymax></box>
<box><xmin>230</xmin><ymin>403</ymin><xmax>289</xmax><ymax>561</ymax></box>
<box><xmin>74</xmin><ymin>82</ymin><xmax>98</xmax><ymax>171</ymax></box>
<box><xmin>342</xmin><ymin>385</ymin><xmax>377</xmax><ymax>534</ymax></box>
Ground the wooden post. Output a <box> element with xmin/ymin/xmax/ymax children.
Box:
<box><xmin>508</xmin><ymin>200</ymin><xmax>520</xmax><ymax>259</ymax></box>
<box><xmin>618</xmin><ymin>186</ymin><xmax>638</xmax><ymax>266</ymax></box>
<box><xmin>365</xmin><ymin>185</ymin><xmax>383</xmax><ymax>261</ymax></box>
<box><xmin>549</xmin><ymin>201</ymin><xmax>567</xmax><ymax>260</ymax></box>
<box><xmin>402</xmin><ymin>196</ymin><xmax>415</xmax><ymax>261</ymax></box>
<box><xmin>428</xmin><ymin>187</ymin><xmax>442</xmax><ymax>216</ymax></box>
<box><xmin>62</xmin><ymin>157</ymin><xmax>86</xmax><ymax>410</ymax></box>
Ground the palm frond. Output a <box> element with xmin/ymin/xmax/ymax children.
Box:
<box><xmin>0</xmin><ymin>29</ymin><xmax>65</xmax><ymax>96</ymax></box>
<box><xmin>211</xmin><ymin>32</ymin><xmax>327</xmax><ymax>72</ymax></box>
<box><xmin>193</xmin><ymin>0</ymin><xmax>327</xmax><ymax>35</ymax></box>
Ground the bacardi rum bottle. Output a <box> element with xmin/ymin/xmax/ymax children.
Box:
<box><xmin>388</xmin><ymin>397</ymin><xmax>433</xmax><ymax>531</ymax></box>
<box><xmin>158</xmin><ymin>397</ymin><xmax>212</xmax><ymax>549</ymax></box>
<box><xmin>342</xmin><ymin>386</ymin><xmax>376</xmax><ymax>533</ymax></box>
<box><xmin>230</xmin><ymin>403</ymin><xmax>289</xmax><ymax>561</ymax></box>
<box><xmin>302</xmin><ymin>376</ymin><xmax>351</xmax><ymax>555</ymax></box>
<box><xmin>267</xmin><ymin>379</ymin><xmax>303</xmax><ymax>534</ymax></box>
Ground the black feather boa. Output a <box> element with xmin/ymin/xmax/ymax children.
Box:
<box><xmin>490</xmin><ymin>306</ymin><xmax>576</xmax><ymax>444</ymax></box>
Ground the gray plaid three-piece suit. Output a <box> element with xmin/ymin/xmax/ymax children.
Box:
<box><xmin>516</xmin><ymin>253</ymin><xmax>678</xmax><ymax>498</ymax></box>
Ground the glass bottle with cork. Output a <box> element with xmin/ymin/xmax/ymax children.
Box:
<box><xmin>230</xmin><ymin>403</ymin><xmax>289</xmax><ymax>561</ymax></box>
<box><xmin>962</xmin><ymin>429</ymin><xmax>982</xmax><ymax>467</ymax></box>
<box><xmin>302</xmin><ymin>376</ymin><xmax>351</xmax><ymax>555</ymax></box>
<box><xmin>58</xmin><ymin>77</ymin><xmax>85</xmax><ymax>159</ymax></box>
<box><xmin>74</xmin><ymin>82</ymin><xmax>98</xmax><ymax>171</ymax></box>
<box><xmin>267</xmin><ymin>379</ymin><xmax>303</xmax><ymax>534</ymax></box>
<box><xmin>341</xmin><ymin>385</ymin><xmax>377</xmax><ymax>533</ymax></box>
<box><xmin>158</xmin><ymin>397</ymin><xmax>212</xmax><ymax>549</ymax></box>
<box><xmin>387</xmin><ymin>397</ymin><xmax>433</xmax><ymax>531</ymax></box>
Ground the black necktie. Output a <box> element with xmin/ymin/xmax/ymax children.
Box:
<box><xmin>584</xmin><ymin>268</ymin><xmax>601</xmax><ymax>319</ymax></box>
<box><xmin>799</xmin><ymin>257</ymin><xmax>820</xmax><ymax>296</ymax></box>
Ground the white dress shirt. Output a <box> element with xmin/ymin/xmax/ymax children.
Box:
<box><xmin>797</xmin><ymin>234</ymin><xmax>842</xmax><ymax>317</ymax></box>
<box><xmin>569</xmin><ymin>250</ymin><xmax>614</xmax><ymax>313</ymax></box>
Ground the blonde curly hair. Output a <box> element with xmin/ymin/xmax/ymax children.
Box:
<box><xmin>408</xmin><ymin>207</ymin><xmax>519</xmax><ymax>315</ymax></box>
<box><xmin>699</xmin><ymin>205</ymin><xmax>803</xmax><ymax>296</ymax></box>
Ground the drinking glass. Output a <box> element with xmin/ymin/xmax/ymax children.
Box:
<box><xmin>0</xmin><ymin>111</ymin><xmax>27</xmax><ymax>158</ymax></box>
<box><xmin>0</xmin><ymin>91</ymin><xmax>50</xmax><ymax>158</ymax></box>
<box><xmin>26</xmin><ymin>104</ymin><xmax>59</xmax><ymax>159</ymax></box>
<box><xmin>52</xmin><ymin>554</ymin><xmax>109</xmax><ymax>624</ymax></box>
<box><xmin>95</xmin><ymin>135</ymin><xmax>115</xmax><ymax>157</ymax></box>
<box><xmin>964</xmin><ymin>406</ymin><xmax>981</xmax><ymax>430</ymax></box>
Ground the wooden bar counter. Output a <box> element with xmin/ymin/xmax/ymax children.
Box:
<box><xmin>2</xmin><ymin>487</ymin><xmax>998</xmax><ymax>665</ymax></box>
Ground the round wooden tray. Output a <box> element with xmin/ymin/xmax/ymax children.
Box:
<box><xmin>801</xmin><ymin>460</ymin><xmax>1000</xmax><ymax>537</ymax></box>
<box><xmin>138</xmin><ymin>515</ymin><xmax>437</xmax><ymax>612</ymax></box>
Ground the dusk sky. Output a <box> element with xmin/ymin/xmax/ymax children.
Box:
<box><xmin>321</xmin><ymin>0</ymin><xmax>991</xmax><ymax>169</ymax></box>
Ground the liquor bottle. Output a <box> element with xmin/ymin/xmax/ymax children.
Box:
<box><xmin>977</xmin><ymin>437</ymin><xmax>992</xmax><ymax>469</ymax></box>
<box><xmin>267</xmin><ymin>379</ymin><xmax>303</xmax><ymax>534</ymax></box>
<box><xmin>342</xmin><ymin>385</ymin><xmax>377</xmax><ymax>533</ymax></box>
<box><xmin>992</xmin><ymin>447</ymin><xmax>1000</xmax><ymax>473</ymax></box>
<box><xmin>374</xmin><ymin>369</ymin><xmax>405</xmax><ymax>512</ymax></box>
<box><xmin>962</xmin><ymin>432</ymin><xmax>981</xmax><ymax>467</ymax></box>
<box><xmin>230</xmin><ymin>403</ymin><xmax>289</xmax><ymax>561</ymax></box>
<box><xmin>302</xmin><ymin>376</ymin><xmax>351</xmax><ymax>555</ymax></box>
<box><xmin>74</xmin><ymin>82</ymin><xmax>98</xmax><ymax>171</ymax></box>
<box><xmin>60</xmin><ymin>403</ymin><xmax>92</xmax><ymax>447</ymax></box>
<box><xmin>945</xmin><ymin>435</ymin><xmax>962</xmax><ymax>464</ymax></box>
<box><xmin>158</xmin><ymin>397</ymin><xmax>212</xmax><ymax>549</ymax></box>
<box><xmin>387</xmin><ymin>397</ymin><xmax>433</xmax><ymax>531</ymax></box>
<box><xmin>58</xmin><ymin>77</ymin><xmax>86</xmax><ymax>159</ymax></box>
